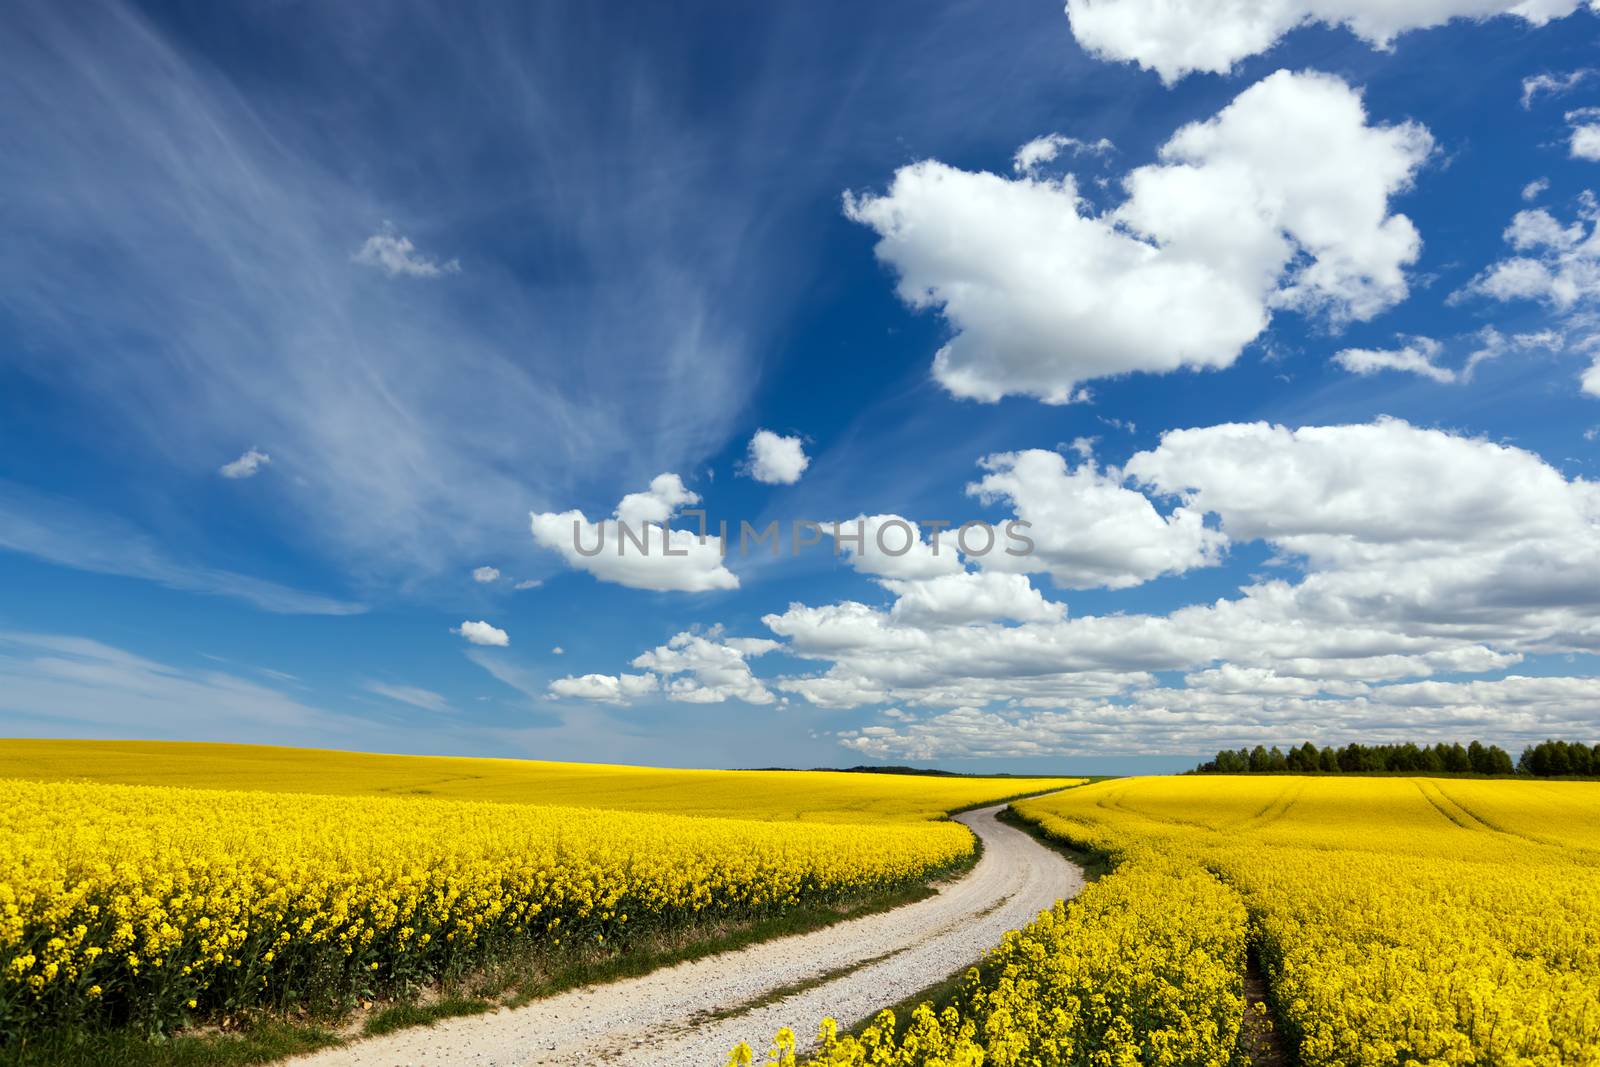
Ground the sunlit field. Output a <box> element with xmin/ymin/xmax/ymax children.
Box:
<box><xmin>0</xmin><ymin>739</ymin><xmax>1078</xmax><ymax>824</ymax></box>
<box><xmin>0</xmin><ymin>742</ymin><xmax>1080</xmax><ymax>1045</ymax></box>
<box><xmin>807</xmin><ymin>776</ymin><xmax>1600</xmax><ymax>1066</ymax></box>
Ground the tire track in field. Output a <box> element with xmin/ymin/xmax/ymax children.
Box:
<box><xmin>285</xmin><ymin>802</ymin><xmax>1085</xmax><ymax>1067</ymax></box>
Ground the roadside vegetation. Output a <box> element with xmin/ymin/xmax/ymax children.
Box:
<box><xmin>0</xmin><ymin>742</ymin><xmax>1078</xmax><ymax>1062</ymax></box>
<box><xmin>783</xmin><ymin>776</ymin><xmax>1600</xmax><ymax>1066</ymax></box>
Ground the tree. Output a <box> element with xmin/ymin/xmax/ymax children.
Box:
<box><xmin>1468</xmin><ymin>740</ymin><xmax>1491</xmax><ymax>774</ymax></box>
<box><xmin>1571</xmin><ymin>744</ymin><xmax>1594</xmax><ymax>777</ymax></box>
<box><xmin>1191</xmin><ymin>738</ymin><xmax>1569</xmax><ymax>777</ymax></box>
<box><xmin>1487</xmin><ymin>745</ymin><xmax>1515</xmax><ymax>775</ymax></box>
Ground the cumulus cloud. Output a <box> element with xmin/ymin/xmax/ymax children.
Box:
<box><xmin>744</xmin><ymin>430</ymin><xmax>810</xmax><ymax>485</ymax></box>
<box><xmin>547</xmin><ymin>421</ymin><xmax>1600</xmax><ymax>742</ymax></box>
<box><xmin>1458</xmin><ymin>200</ymin><xmax>1600</xmax><ymax>308</ymax></box>
<box><xmin>1333</xmin><ymin>336</ymin><xmax>1455</xmax><ymax>382</ymax></box>
<box><xmin>453</xmin><ymin>620</ymin><xmax>509</xmax><ymax>646</ymax></box>
<box><xmin>1065</xmin><ymin>0</ymin><xmax>1598</xmax><ymax>84</ymax></box>
<box><xmin>219</xmin><ymin>448</ymin><xmax>270</xmax><ymax>479</ymax></box>
<box><xmin>750</xmin><ymin>420</ymin><xmax>1600</xmax><ymax>750</ymax></box>
<box><xmin>845</xmin><ymin>71</ymin><xmax>1431</xmax><ymax>403</ymax></box>
<box><xmin>969</xmin><ymin>447</ymin><xmax>1226</xmax><ymax>589</ymax></box>
<box><xmin>882</xmin><ymin>571</ymin><xmax>1066</xmax><ymax>626</ymax></box>
<box><xmin>514</xmin><ymin>578</ymin><xmax>542</xmax><ymax>590</ymax></box>
<box><xmin>548</xmin><ymin>672</ymin><xmax>658</xmax><ymax>705</ymax></box>
<box><xmin>819</xmin><ymin>512</ymin><xmax>1067</xmax><ymax>624</ymax></box>
<box><xmin>835</xmin><ymin>674</ymin><xmax>1600</xmax><ymax>759</ymax></box>
<box><xmin>1523</xmin><ymin>178</ymin><xmax>1551</xmax><ymax>201</ymax></box>
<box><xmin>529</xmin><ymin>474</ymin><xmax>738</xmax><ymax>592</ymax></box>
<box><xmin>1457</xmin><ymin>196</ymin><xmax>1600</xmax><ymax>389</ymax></box>
<box><xmin>1569</xmin><ymin>108</ymin><xmax>1600</xmax><ymax>160</ymax></box>
<box><xmin>472</xmin><ymin>566</ymin><xmax>500</xmax><ymax>583</ymax></box>
<box><xmin>831</xmin><ymin>515</ymin><xmax>966</xmax><ymax>581</ymax></box>
<box><xmin>351</xmin><ymin>223</ymin><xmax>460</xmax><ymax>278</ymax></box>
<box><xmin>549</xmin><ymin>628</ymin><xmax>778</xmax><ymax>705</ymax></box>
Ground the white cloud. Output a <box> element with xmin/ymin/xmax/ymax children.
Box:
<box><xmin>1522</xmin><ymin>69</ymin><xmax>1595</xmax><ymax>109</ymax></box>
<box><xmin>219</xmin><ymin>448</ymin><xmax>270</xmax><ymax>479</ymax></box>
<box><xmin>1124</xmin><ymin>419</ymin><xmax>1595</xmax><ymax>561</ymax></box>
<box><xmin>968</xmin><ymin>448</ymin><xmax>1225</xmax><ymax>589</ymax></box>
<box><xmin>514</xmin><ymin>578</ymin><xmax>542</xmax><ymax>590</ymax></box>
<box><xmin>883</xmin><ymin>571</ymin><xmax>1066</xmax><ymax>626</ymax></box>
<box><xmin>1333</xmin><ymin>336</ymin><xmax>1456</xmax><ymax>382</ymax></box>
<box><xmin>631</xmin><ymin>630</ymin><xmax>779</xmax><ymax>704</ymax></box>
<box><xmin>560</xmin><ymin>420</ymin><xmax>1600</xmax><ymax>739</ymax></box>
<box><xmin>831</xmin><ymin>515</ymin><xmax>966</xmax><ymax>581</ymax></box>
<box><xmin>1462</xmin><ymin>325</ymin><xmax>1565</xmax><ymax>378</ymax></box>
<box><xmin>744</xmin><ymin>430</ymin><xmax>811</xmax><ymax>485</ymax></box>
<box><xmin>845</xmin><ymin>71</ymin><xmax>1431</xmax><ymax>403</ymax></box>
<box><xmin>549</xmin><ymin>629</ymin><xmax>779</xmax><ymax>706</ymax></box>
<box><xmin>745</xmin><ymin>420</ymin><xmax>1600</xmax><ymax>744</ymax></box>
<box><xmin>1065</xmin><ymin>0</ymin><xmax>1597</xmax><ymax>85</ymax></box>
<box><xmin>363</xmin><ymin>680</ymin><xmax>452</xmax><ymax>713</ymax></box>
<box><xmin>1585</xmin><ymin>359</ymin><xmax>1600</xmax><ymax>396</ymax></box>
<box><xmin>1458</xmin><ymin>194</ymin><xmax>1600</xmax><ymax>383</ymax></box>
<box><xmin>472</xmin><ymin>566</ymin><xmax>500</xmax><ymax>583</ymax></box>
<box><xmin>835</xmin><ymin>673</ymin><xmax>1600</xmax><ymax>758</ymax></box>
<box><xmin>351</xmin><ymin>223</ymin><xmax>461</xmax><ymax>278</ymax></box>
<box><xmin>1458</xmin><ymin>198</ymin><xmax>1600</xmax><ymax>314</ymax></box>
<box><xmin>1523</xmin><ymin>178</ymin><xmax>1551</xmax><ymax>201</ymax></box>
<box><xmin>1012</xmin><ymin>133</ymin><xmax>1114</xmax><ymax>174</ymax></box>
<box><xmin>453</xmin><ymin>620</ymin><xmax>509</xmax><ymax>647</ymax></box>
<box><xmin>1570</xmin><ymin>113</ymin><xmax>1600</xmax><ymax>161</ymax></box>
<box><xmin>552</xmin><ymin>645</ymin><xmax>564</xmax><ymax>655</ymax></box>
<box><xmin>548</xmin><ymin>672</ymin><xmax>658</xmax><ymax>705</ymax></box>
<box><xmin>529</xmin><ymin>474</ymin><xmax>738</xmax><ymax>592</ymax></box>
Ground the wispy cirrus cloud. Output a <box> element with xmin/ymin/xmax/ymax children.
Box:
<box><xmin>0</xmin><ymin>0</ymin><xmax>790</xmax><ymax>591</ymax></box>
<box><xmin>0</xmin><ymin>481</ymin><xmax>364</xmax><ymax>615</ymax></box>
<box><xmin>363</xmin><ymin>679</ymin><xmax>453</xmax><ymax>713</ymax></box>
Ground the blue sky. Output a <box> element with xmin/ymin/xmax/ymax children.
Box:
<box><xmin>3</xmin><ymin>0</ymin><xmax>1600</xmax><ymax>774</ymax></box>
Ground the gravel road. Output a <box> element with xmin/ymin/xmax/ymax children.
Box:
<box><xmin>287</xmin><ymin>801</ymin><xmax>1084</xmax><ymax>1067</ymax></box>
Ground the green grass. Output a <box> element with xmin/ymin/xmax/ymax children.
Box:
<box><xmin>2</xmin><ymin>1021</ymin><xmax>341</xmax><ymax>1067</ymax></box>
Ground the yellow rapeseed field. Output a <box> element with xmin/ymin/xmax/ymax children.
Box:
<box><xmin>799</xmin><ymin>776</ymin><xmax>1600</xmax><ymax>1066</ymax></box>
<box><xmin>0</xmin><ymin>739</ymin><xmax>1078</xmax><ymax>823</ymax></box>
<box><xmin>0</xmin><ymin>743</ymin><xmax>1079</xmax><ymax>1041</ymax></box>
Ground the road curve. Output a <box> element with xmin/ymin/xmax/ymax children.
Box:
<box><xmin>287</xmin><ymin>801</ymin><xmax>1085</xmax><ymax>1067</ymax></box>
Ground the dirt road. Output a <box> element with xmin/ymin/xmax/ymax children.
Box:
<box><xmin>288</xmin><ymin>801</ymin><xmax>1084</xmax><ymax>1066</ymax></box>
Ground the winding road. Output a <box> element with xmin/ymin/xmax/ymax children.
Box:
<box><xmin>288</xmin><ymin>801</ymin><xmax>1085</xmax><ymax>1067</ymax></box>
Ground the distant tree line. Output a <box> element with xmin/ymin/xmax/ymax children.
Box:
<box><xmin>1190</xmin><ymin>740</ymin><xmax>1600</xmax><ymax>777</ymax></box>
<box><xmin>1517</xmin><ymin>739</ymin><xmax>1600</xmax><ymax>777</ymax></box>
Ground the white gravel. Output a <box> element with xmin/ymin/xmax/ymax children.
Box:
<box><xmin>286</xmin><ymin>801</ymin><xmax>1084</xmax><ymax>1067</ymax></box>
